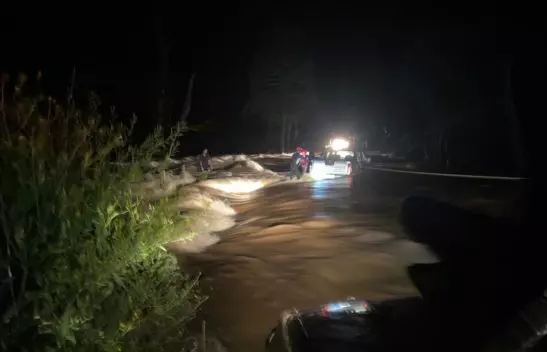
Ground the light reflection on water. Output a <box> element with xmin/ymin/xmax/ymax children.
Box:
<box><xmin>312</xmin><ymin>211</ymin><xmax>331</xmax><ymax>219</ymax></box>
<box><xmin>311</xmin><ymin>178</ymin><xmax>354</xmax><ymax>219</ymax></box>
<box><xmin>311</xmin><ymin>177</ymin><xmax>351</xmax><ymax>200</ymax></box>
<box><xmin>181</xmin><ymin>176</ymin><xmax>435</xmax><ymax>351</ymax></box>
<box><xmin>310</xmin><ymin>179</ymin><xmax>331</xmax><ymax>200</ymax></box>
<box><xmin>175</xmin><ymin>157</ymin><xmax>526</xmax><ymax>351</ymax></box>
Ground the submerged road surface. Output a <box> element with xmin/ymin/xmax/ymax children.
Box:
<box><xmin>180</xmin><ymin>170</ymin><xmax>527</xmax><ymax>351</ymax></box>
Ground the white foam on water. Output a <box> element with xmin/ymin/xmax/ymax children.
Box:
<box><xmin>136</xmin><ymin>155</ymin><xmax>283</xmax><ymax>254</ymax></box>
<box><xmin>177</xmin><ymin>192</ymin><xmax>236</xmax><ymax>217</ymax></box>
<box><xmin>387</xmin><ymin>240</ymin><xmax>439</xmax><ymax>265</ymax></box>
<box><xmin>168</xmin><ymin>232</ymin><xmax>221</xmax><ymax>254</ymax></box>
<box><xmin>198</xmin><ymin>178</ymin><xmax>267</xmax><ymax>194</ymax></box>
<box><xmin>234</xmin><ymin>154</ymin><xmax>248</xmax><ymax>162</ymax></box>
<box><xmin>188</xmin><ymin>212</ymin><xmax>236</xmax><ymax>233</ymax></box>
<box><xmin>135</xmin><ymin>170</ymin><xmax>196</xmax><ymax>200</ymax></box>
<box><xmin>245</xmin><ymin>159</ymin><xmax>265</xmax><ymax>172</ymax></box>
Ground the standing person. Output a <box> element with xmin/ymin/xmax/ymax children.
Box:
<box><xmin>289</xmin><ymin>148</ymin><xmax>302</xmax><ymax>180</ymax></box>
<box><xmin>297</xmin><ymin>146</ymin><xmax>310</xmax><ymax>174</ymax></box>
<box><xmin>199</xmin><ymin>148</ymin><xmax>212</xmax><ymax>172</ymax></box>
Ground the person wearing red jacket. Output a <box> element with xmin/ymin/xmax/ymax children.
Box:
<box><xmin>290</xmin><ymin>146</ymin><xmax>310</xmax><ymax>179</ymax></box>
<box><xmin>297</xmin><ymin>146</ymin><xmax>310</xmax><ymax>173</ymax></box>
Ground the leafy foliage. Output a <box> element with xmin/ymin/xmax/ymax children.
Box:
<box><xmin>0</xmin><ymin>73</ymin><xmax>203</xmax><ymax>351</ymax></box>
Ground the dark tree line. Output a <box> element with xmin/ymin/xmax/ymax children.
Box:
<box><xmin>153</xmin><ymin>16</ymin><xmax>195</xmax><ymax>131</ymax></box>
<box><xmin>378</xmin><ymin>29</ymin><xmax>525</xmax><ymax>175</ymax></box>
<box><xmin>246</xmin><ymin>27</ymin><xmax>317</xmax><ymax>152</ymax></box>
<box><xmin>246</xmin><ymin>24</ymin><xmax>523</xmax><ymax>175</ymax></box>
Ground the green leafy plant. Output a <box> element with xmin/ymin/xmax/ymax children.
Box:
<box><xmin>0</xmin><ymin>73</ymin><xmax>204</xmax><ymax>351</ymax></box>
<box><xmin>197</xmin><ymin>172</ymin><xmax>209</xmax><ymax>181</ymax></box>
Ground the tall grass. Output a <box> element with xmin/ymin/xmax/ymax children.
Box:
<box><xmin>0</xmin><ymin>73</ymin><xmax>203</xmax><ymax>351</ymax></box>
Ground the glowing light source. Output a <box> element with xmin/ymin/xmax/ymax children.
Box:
<box><xmin>330</xmin><ymin>138</ymin><xmax>350</xmax><ymax>151</ymax></box>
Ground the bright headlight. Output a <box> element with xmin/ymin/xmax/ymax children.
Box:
<box><xmin>331</xmin><ymin>138</ymin><xmax>350</xmax><ymax>151</ymax></box>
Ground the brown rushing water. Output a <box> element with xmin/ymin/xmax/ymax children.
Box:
<box><xmin>178</xmin><ymin>170</ymin><xmax>527</xmax><ymax>351</ymax></box>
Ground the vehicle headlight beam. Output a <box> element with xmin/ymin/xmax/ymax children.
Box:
<box><xmin>331</xmin><ymin>138</ymin><xmax>350</xmax><ymax>151</ymax></box>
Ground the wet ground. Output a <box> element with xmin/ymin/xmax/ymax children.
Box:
<box><xmin>179</xmin><ymin>167</ymin><xmax>528</xmax><ymax>351</ymax></box>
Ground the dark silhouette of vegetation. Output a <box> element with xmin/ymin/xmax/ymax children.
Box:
<box><xmin>247</xmin><ymin>27</ymin><xmax>317</xmax><ymax>152</ymax></box>
<box><xmin>154</xmin><ymin>15</ymin><xmax>196</xmax><ymax>133</ymax></box>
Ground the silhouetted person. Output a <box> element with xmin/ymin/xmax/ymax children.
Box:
<box><xmin>199</xmin><ymin>148</ymin><xmax>212</xmax><ymax>172</ymax></box>
<box><xmin>290</xmin><ymin>149</ymin><xmax>302</xmax><ymax>180</ymax></box>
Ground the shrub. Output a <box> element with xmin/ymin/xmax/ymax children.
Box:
<box><xmin>0</xmin><ymin>73</ymin><xmax>204</xmax><ymax>351</ymax></box>
<box><xmin>198</xmin><ymin>172</ymin><xmax>209</xmax><ymax>181</ymax></box>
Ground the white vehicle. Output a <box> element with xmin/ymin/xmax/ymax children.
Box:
<box><xmin>309</xmin><ymin>137</ymin><xmax>367</xmax><ymax>178</ymax></box>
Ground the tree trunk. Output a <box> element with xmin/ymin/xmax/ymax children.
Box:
<box><xmin>437</xmin><ymin>132</ymin><xmax>445</xmax><ymax>170</ymax></box>
<box><xmin>292</xmin><ymin>118</ymin><xmax>299</xmax><ymax>147</ymax></box>
<box><xmin>280</xmin><ymin>114</ymin><xmax>286</xmax><ymax>153</ymax></box>
<box><xmin>286</xmin><ymin>117</ymin><xmax>293</xmax><ymax>151</ymax></box>
<box><xmin>443</xmin><ymin>133</ymin><xmax>450</xmax><ymax>171</ymax></box>
<box><xmin>423</xmin><ymin>143</ymin><xmax>429</xmax><ymax>161</ymax></box>
<box><xmin>267</xmin><ymin>118</ymin><xmax>273</xmax><ymax>151</ymax></box>
<box><xmin>424</xmin><ymin>132</ymin><xmax>442</xmax><ymax>170</ymax></box>
<box><xmin>179</xmin><ymin>73</ymin><xmax>195</xmax><ymax>122</ymax></box>
<box><xmin>503</xmin><ymin>61</ymin><xmax>526</xmax><ymax>174</ymax></box>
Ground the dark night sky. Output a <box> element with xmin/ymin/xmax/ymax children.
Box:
<box><xmin>1</xmin><ymin>6</ymin><xmax>545</xmax><ymax>159</ymax></box>
<box><xmin>1</xmin><ymin>7</ymin><xmax>261</xmax><ymax>120</ymax></box>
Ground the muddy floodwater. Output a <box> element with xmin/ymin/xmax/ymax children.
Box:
<box><xmin>179</xmin><ymin>170</ymin><xmax>526</xmax><ymax>351</ymax></box>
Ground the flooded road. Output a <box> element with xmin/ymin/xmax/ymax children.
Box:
<box><xmin>180</xmin><ymin>170</ymin><xmax>526</xmax><ymax>351</ymax></box>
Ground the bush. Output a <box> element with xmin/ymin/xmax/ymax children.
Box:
<box><xmin>0</xmin><ymin>73</ymin><xmax>204</xmax><ymax>351</ymax></box>
<box><xmin>198</xmin><ymin>172</ymin><xmax>209</xmax><ymax>181</ymax></box>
